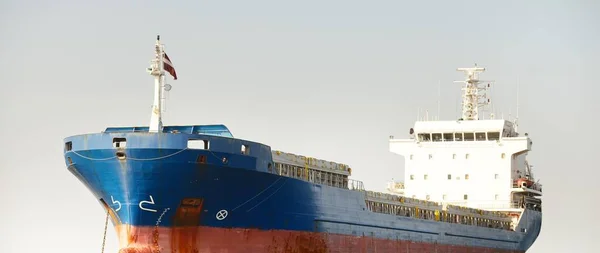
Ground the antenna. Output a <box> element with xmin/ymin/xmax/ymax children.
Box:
<box><xmin>490</xmin><ymin>81</ymin><xmax>495</xmax><ymax>119</ymax></box>
<box><xmin>454</xmin><ymin>64</ymin><xmax>492</xmax><ymax>120</ymax></box>
<box><xmin>437</xmin><ymin>80</ymin><xmax>441</xmax><ymax>121</ymax></box>
<box><xmin>515</xmin><ymin>76</ymin><xmax>520</xmax><ymax>132</ymax></box>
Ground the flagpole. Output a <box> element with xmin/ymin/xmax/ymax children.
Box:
<box><xmin>149</xmin><ymin>35</ymin><xmax>164</xmax><ymax>132</ymax></box>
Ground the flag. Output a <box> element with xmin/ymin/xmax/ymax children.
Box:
<box><xmin>163</xmin><ymin>52</ymin><xmax>178</xmax><ymax>80</ymax></box>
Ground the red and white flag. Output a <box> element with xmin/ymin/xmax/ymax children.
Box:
<box><xmin>163</xmin><ymin>52</ymin><xmax>178</xmax><ymax>80</ymax></box>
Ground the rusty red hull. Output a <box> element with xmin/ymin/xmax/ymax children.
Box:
<box><xmin>115</xmin><ymin>225</ymin><xmax>524</xmax><ymax>253</ymax></box>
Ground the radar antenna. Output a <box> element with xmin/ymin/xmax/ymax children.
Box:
<box><xmin>454</xmin><ymin>64</ymin><xmax>492</xmax><ymax>120</ymax></box>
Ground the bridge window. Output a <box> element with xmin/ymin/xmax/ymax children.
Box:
<box><xmin>488</xmin><ymin>132</ymin><xmax>500</xmax><ymax>140</ymax></box>
<box><xmin>476</xmin><ymin>132</ymin><xmax>486</xmax><ymax>141</ymax></box>
<box><xmin>432</xmin><ymin>133</ymin><xmax>442</xmax><ymax>142</ymax></box>
<box><xmin>464</xmin><ymin>133</ymin><xmax>475</xmax><ymax>141</ymax></box>
<box><xmin>410</xmin><ymin>175</ymin><xmax>414</xmax><ymax>180</ymax></box>
<box><xmin>418</xmin><ymin>133</ymin><xmax>431</xmax><ymax>142</ymax></box>
<box><xmin>454</xmin><ymin>133</ymin><xmax>463</xmax><ymax>141</ymax></box>
<box><xmin>188</xmin><ymin>139</ymin><xmax>209</xmax><ymax>150</ymax></box>
<box><xmin>443</xmin><ymin>133</ymin><xmax>453</xmax><ymax>141</ymax></box>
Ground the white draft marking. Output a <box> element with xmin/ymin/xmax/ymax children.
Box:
<box><xmin>111</xmin><ymin>196</ymin><xmax>121</xmax><ymax>212</ymax></box>
<box><xmin>139</xmin><ymin>195</ymin><xmax>157</xmax><ymax>212</ymax></box>
<box><xmin>216</xmin><ymin>210</ymin><xmax>228</xmax><ymax>220</ymax></box>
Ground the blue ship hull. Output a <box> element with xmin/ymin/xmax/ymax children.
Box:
<box><xmin>63</xmin><ymin>126</ymin><xmax>541</xmax><ymax>253</ymax></box>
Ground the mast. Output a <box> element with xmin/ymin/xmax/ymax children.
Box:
<box><xmin>454</xmin><ymin>65</ymin><xmax>491</xmax><ymax>120</ymax></box>
<box><xmin>515</xmin><ymin>76</ymin><xmax>520</xmax><ymax>132</ymax></box>
<box><xmin>148</xmin><ymin>35</ymin><xmax>166</xmax><ymax>132</ymax></box>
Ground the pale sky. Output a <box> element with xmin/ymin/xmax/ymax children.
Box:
<box><xmin>1</xmin><ymin>0</ymin><xmax>598</xmax><ymax>252</ymax></box>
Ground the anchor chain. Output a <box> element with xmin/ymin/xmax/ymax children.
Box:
<box><xmin>101</xmin><ymin>210</ymin><xmax>109</xmax><ymax>253</ymax></box>
<box><xmin>152</xmin><ymin>208</ymin><xmax>171</xmax><ymax>253</ymax></box>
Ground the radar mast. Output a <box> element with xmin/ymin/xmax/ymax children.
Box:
<box><xmin>454</xmin><ymin>65</ymin><xmax>492</xmax><ymax>120</ymax></box>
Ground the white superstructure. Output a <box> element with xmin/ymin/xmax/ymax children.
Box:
<box><xmin>388</xmin><ymin>66</ymin><xmax>542</xmax><ymax>212</ymax></box>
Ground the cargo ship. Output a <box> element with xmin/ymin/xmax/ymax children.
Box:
<box><xmin>63</xmin><ymin>36</ymin><xmax>542</xmax><ymax>253</ymax></box>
